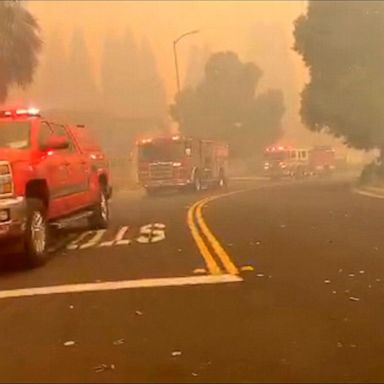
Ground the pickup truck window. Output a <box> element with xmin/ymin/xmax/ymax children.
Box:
<box><xmin>50</xmin><ymin>123</ymin><xmax>76</xmax><ymax>153</ymax></box>
<box><xmin>38</xmin><ymin>122</ymin><xmax>53</xmax><ymax>147</ymax></box>
<box><xmin>0</xmin><ymin>121</ymin><xmax>30</xmax><ymax>149</ymax></box>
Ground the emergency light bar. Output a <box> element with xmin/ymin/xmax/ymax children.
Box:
<box><xmin>0</xmin><ymin>108</ymin><xmax>40</xmax><ymax>118</ymax></box>
<box><xmin>140</xmin><ymin>138</ymin><xmax>153</xmax><ymax>144</ymax></box>
<box><xmin>266</xmin><ymin>145</ymin><xmax>290</xmax><ymax>152</ymax></box>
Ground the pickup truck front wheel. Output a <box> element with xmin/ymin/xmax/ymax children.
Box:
<box><xmin>23</xmin><ymin>198</ymin><xmax>49</xmax><ymax>268</ymax></box>
<box><xmin>88</xmin><ymin>188</ymin><xmax>109</xmax><ymax>229</ymax></box>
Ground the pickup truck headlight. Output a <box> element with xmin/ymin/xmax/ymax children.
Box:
<box><xmin>0</xmin><ymin>163</ymin><xmax>10</xmax><ymax>175</ymax></box>
<box><xmin>0</xmin><ymin>162</ymin><xmax>13</xmax><ymax>196</ymax></box>
<box><xmin>0</xmin><ymin>179</ymin><xmax>12</xmax><ymax>195</ymax></box>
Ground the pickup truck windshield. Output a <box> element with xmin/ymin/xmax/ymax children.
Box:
<box><xmin>0</xmin><ymin>121</ymin><xmax>30</xmax><ymax>149</ymax></box>
<box><xmin>139</xmin><ymin>141</ymin><xmax>185</xmax><ymax>162</ymax></box>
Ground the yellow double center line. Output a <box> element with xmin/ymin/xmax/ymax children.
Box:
<box><xmin>187</xmin><ymin>193</ymin><xmax>239</xmax><ymax>276</ymax></box>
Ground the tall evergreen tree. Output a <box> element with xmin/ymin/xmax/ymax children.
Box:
<box><xmin>37</xmin><ymin>30</ymin><xmax>69</xmax><ymax>109</ymax></box>
<box><xmin>100</xmin><ymin>30</ymin><xmax>122</xmax><ymax>115</ymax></box>
<box><xmin>138</xmin><ymin>37</ymin><xmax>167</xmax><ymax>120</ymax></box>
<box><xmin>121</xmin><ymin>28</ymin><xmax>140</xmax><ymax>117</ymax></box>
<box><xmin>101</xmin><ymin>28</ymin><xmax>141</xmax><ymax>117</ymax></box>
<box><xmin>66</xmin><ymin>27</ymin><xmax>98</xmax><ymax>111</ymax></box>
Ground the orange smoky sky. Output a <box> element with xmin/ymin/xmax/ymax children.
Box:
<box><xmin>28</xmin><ymin>1</ymin><xmax>307</xmax><ymax>96</ymax></box>
<box><xmin>23</xmin><ymin>0</ymin><xmax>326</xmax><ymax>145</ymax></box>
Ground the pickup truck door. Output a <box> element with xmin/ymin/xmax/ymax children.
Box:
<box><xmin>36</xmin><ymin>122</ymin><xmax>69</xmax><ymax>218</ymax></box>
<box><xmin>50</xmin><ymin>124</ymin><xmax>90</xmax><ymax>213</ymax></box>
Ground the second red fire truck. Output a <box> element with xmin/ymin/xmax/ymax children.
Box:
<box><xmin>263</xmin><ymin>145</ymin><xmax>336</xmax><ymax>179</ymax></box>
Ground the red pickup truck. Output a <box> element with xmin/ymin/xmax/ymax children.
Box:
<box><xmin>0</xmin><ymin>108</ymin><xmax>112</xmax><ymax>267</ymax></box>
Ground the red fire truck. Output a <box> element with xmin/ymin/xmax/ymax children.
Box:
<box><xmin>263</xmin><ymin>146</ymin><xmax>308</xmax><ymax>179</ymax></box>
<box><xmin>263</xmin><ymin>145</ymin><xmax>336</xmax><ymax>179</ymax></box>
<box><xmin>137</xmin><ymin>135</ymin><xmax>229</xmax><ymax>194</ymax></box>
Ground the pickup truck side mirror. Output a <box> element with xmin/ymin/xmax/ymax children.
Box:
<box><xmin>40</xmin><ymin>135</ymin><xmax>69</xmax><ymax>151</ymax></box>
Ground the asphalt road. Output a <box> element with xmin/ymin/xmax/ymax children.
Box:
<box><xmin>1</xmin><ymin>177</ymin><xmax>384</xmax><ymax>383</ymax></box>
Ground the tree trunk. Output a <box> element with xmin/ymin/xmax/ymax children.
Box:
<box><xmin>380</xmin><ymin>146</ymin><xmax>384</xmax><ymax>165</ymax></box>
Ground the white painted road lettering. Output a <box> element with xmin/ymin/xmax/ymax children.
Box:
<box><xmin>66</xmin><ymin>231</ymin><xmax>93</xmax><ymax>250</ymax></box>
<box><xmin>115</xmin><ymin>226</ymin><xmax>131</xmax><ymax>245</ymax></box>
<box><xmin>99</xmin><ymin>226</ymin><xmax>130</xmax><ymax>247</ymax></box>
<box><xmin>80</xmin><ymin>230</ymin><xmax>107</xmax><ymax>249</ymax></box>
<box><xmin>136</xmin><ymin>223</ymin><xmax>166</xmax><ymax>244</ymax></box>
<box><xmin>65</xmin><ymin>224</ymin><xmax>166</xmax><ymax>251</ymax></box>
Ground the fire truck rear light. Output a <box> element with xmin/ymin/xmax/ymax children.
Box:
<box><xmin>4</xmin><ymin>111</ymin><xmax>11</xmax><ymax>117</ymax></box>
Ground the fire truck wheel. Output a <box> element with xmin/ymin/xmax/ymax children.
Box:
<box><xmin>23</xmin><ymin>198</ymin><xmax>50</xmax><ymax>268</ymax></box>
<box><xmin>193</xmin><ymin>172</ymin><xmax>202</xmax><ymax>192</ymax></box>
<box><xmin>218</xmin><ymin>170</ymin><xmax>228</xmax><ymax>189</ymax></box>
<box><xmin>88</xmin><ymin>187</ymin><xmax>110</xmax><ymax>229</ymax></box>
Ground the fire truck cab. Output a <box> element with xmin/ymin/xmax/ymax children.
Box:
<box><xmin>137</xmin><ymin>136</ymin><xmax>228</xmax><ymax>194</ymax></box>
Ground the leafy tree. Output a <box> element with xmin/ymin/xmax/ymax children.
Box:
<box><xmin>0</xmin><ymin>0</ymin><xmax>42</xmax><ymax>103</ymax></box>
<box><xmin>294</xmin><ymin>1</ymin><xmax>384</xmax><ymax>154</ymax></box>
<box><xmin>184</xmin><ymin>44</ymin><xmax>211</xmax><ymax>89</ymax></box>
<box><xmin>246</xmin><ymin>22</ymin><xmax>304</xmax><ymax>143</ymax></box>
<box><xmin>170</xmin><ymin>51</ymin><xmax>285</xmax><ymax>157</ymax></box>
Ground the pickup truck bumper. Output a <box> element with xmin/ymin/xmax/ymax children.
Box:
<box><xmin>0</xmin><ymin>197</ymin><xmax>27</xmax><ymax>238</ymax></box>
